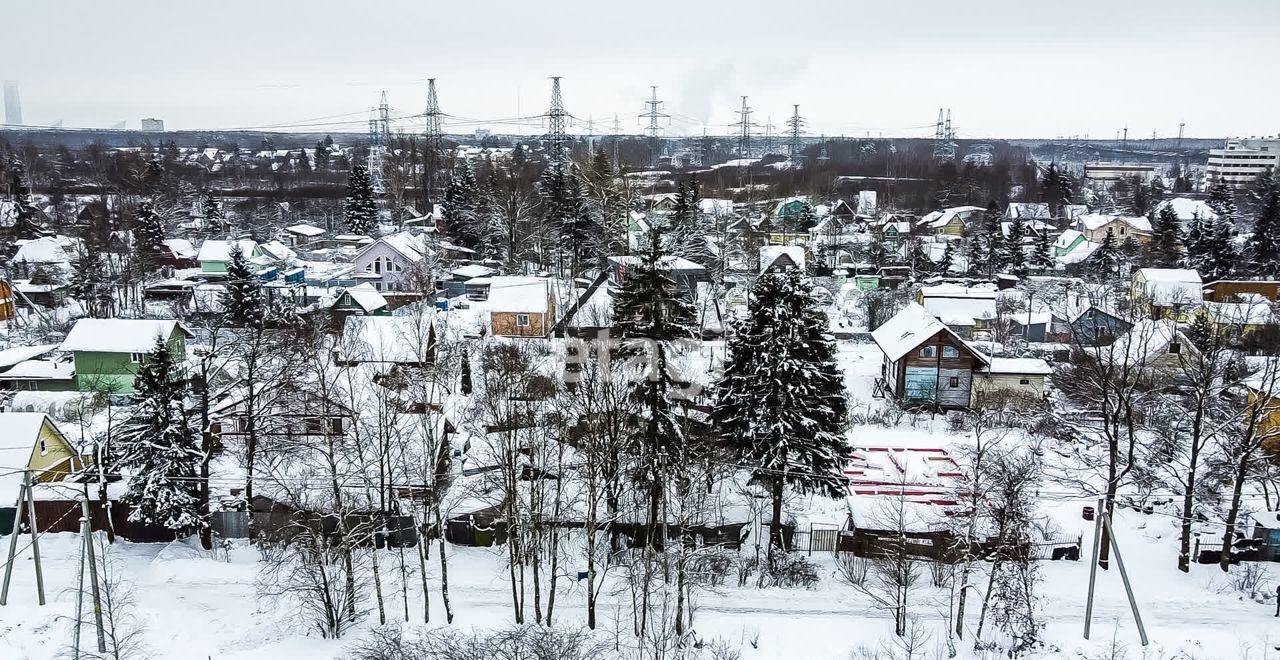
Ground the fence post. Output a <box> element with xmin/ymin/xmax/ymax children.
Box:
<box><xmin>1194</xmin><ymin>538</ymin><xmax>1199</xmax><ymax>561</ymax></box>
<box><xmin>808</xmin><ymin>524</ymin><xmax>813</xmax><ymax>556</ymax></box>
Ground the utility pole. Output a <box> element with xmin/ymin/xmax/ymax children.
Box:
<box><xmin>423</xmin><ymin>79</ymin><xmax>444</xmax><ymax>206</ymax></box>
<box><xmin>691</xmin><ymin>128</ymin><xmax>707</xmax><ymax>167</ymax></box>
<box><xmin>731</xmin><ymin>96</ymin><xmax>757</xmax><ymax>158</ymax></box>
<box><xmin>1083</xmin><ymin>499</ymin><xmax>1149</xmax><ymax>647</ymax></box>
<box><xmin>1</xmin><ymin>471</ymin><xmax>45</xmax><ymax>606</ymax></box>
<box><xmin>786</xmin><ymin>104</ymin><xmax>806</xmax><ymax>159</ymax></box>
<box><xmin>1122</xmin><ymin>124</ymin><xmax>1129</xmax><ymax>147</ymax></box>
<box><xmin>81</xmin><ymin>495</ymin><xmax>105</xmax><ymax>653</ymax></box>
<box><xmin>611</xmin><ymin>113</ymin><xmax>621</xmax><ymax>167</ymax></box>
<box><xmin>763</xmin><ymin>116</ymin><xmax>775</xmax><ymax>154</ymax></box>
<box><xmin>544</xmin><ymin>76</ymin><xmax>569</xmax><ymax>163</ymax></box>
<box><xmin>638</xmin><ymin>85</ymin><xmax>669</xmax><ymax>168</ymax></box>
<box><xmin>366</xmin><ymin>90</ymin><xmax>389</xmax><ymax>193</ymax></box>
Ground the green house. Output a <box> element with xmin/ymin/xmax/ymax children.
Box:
<box><xmin>1054</xmin><ymin>229</ymin><xmax>1088</xmax><ymax>257</ymax></box>
<box><xmin>59</xmin><ymin>319</ymin><xmax>192</xmax><ymax>393</ymax></box>
<box><xmin>196</xmin><ymin>239</ymin><xmax>269</xmax><ymax>274</ymax></box>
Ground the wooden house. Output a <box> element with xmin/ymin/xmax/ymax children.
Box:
<box><xmin>487</xmin><ymin>277</ymin><xmax>557</xmax><ymax>338</ymax></box>
<box><xmin>917</xmin><ymin>205</ymin><xmax>984</xmax><ymax>237</ymax></box>
<box><xmin>58</xmin><ymin>318</ymin><xmax>192</xmax><ymax>393</ymax></box>
<box><xmin>974</xmin><ymin>358</ymin><xmax>1053</xmax><ymax>406</ymax></box>
<box><xmin>1203</xmin><ymin>280</ymin><xmax>1280</xmax><ymax>303</ymax></box>
<box><xmin>1069</xmin><ymin>305</ymin><xmax>1133</xmax><ymax>346</ymax></box>
<box><xmin>1131</xmin><ymin>268</ymin><xmax>1203</xmax><ymax>320</ymax></box>
<box><xmin>871</xmin><ymin>303</ymin><xmax>988</xmax><ymax>409</ymax></box>
<box><xmin>1075</xmin><ymin>213</ymin><xmax>1153</xmax><ymax>244</ymax></box>
<box><xmin>0</xmin><ymin>413</ymin><xmax>91</xmax><ymax>528</ymax></box>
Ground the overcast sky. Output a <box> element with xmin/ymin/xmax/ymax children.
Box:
<box><xmin>3</xmin><ymin>0</ymin><xmax>1278</xmax><ymax>139</ymax></box>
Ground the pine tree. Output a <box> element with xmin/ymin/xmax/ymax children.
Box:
<box><xmin>142</xmin><ymin>158</ymin><xmax>165</xmax><ymax>197</ymax></box>
<box><xmin>1031</xmin><ymin>229</ymin><xmax>1055</xmax><ymax>272</ymax></box>
<box><xmin>1185</xmin><ymin>311</ymin><xmax>1216</xmax><ymax>352</ymax></box>
<box><xmin>1145</xmin><ymin>204</ymin><xmax>1185</xmax><ymax>268</ymax></box>
<box><xmin>1185</xmin><ymin>212</ymin><xmax>1206</xmax><ymax>270</ymax></box>
<box><xmin>220</xmin><ymin>244</ymin><xmax>267</xmax><ymax>328</ymax></box>
<box><xmin>114</xmin><ymin>336</ymin><xmax>203</xmax><ymax>533</ymax></box>
<box><xmin>713</xmin><ymin>268</ymin><xmax>849</xmax><ymax>551</ymax></box>
<box><xmin>938</xmin><ymin>240</ymin><xmax>956</xmax><ymax>274</ymax></box>
<box><xmin>1247</xmin><ymin>172</ymin><xmax>1280</xmax><ymax>277</ymax></box>
<box><xmin>442</xmin><ymin>162</ymin><xmax>482</xmax><ymax>249</ymax></box>
<box><xmin>669</xmin><ymin>175</ymin><xmax>710</xmax><ymax>262</ymax></box>
<box><xmin>314</xmin><ymin>140</ymin><xmax>330</xmax><ymax>170</ymax></box>
<box><xmin>1005</xmin><ymin>213</ymin><xmax>1027</xmax><ymax>275</ymax></box>
<box><xmin>203</xmin><ymin>191</ymin><xmax>223</xmax><ymax>223</ymax></box>
<box><xmin>611</xmin><ymin>227</ymin><xmax>697</xmax><ymax>547</ymax></box>
<box><xmin>132</xmin><ymin>200</ymin><xmax>166</xmax><ymax>272</ymax></box>
<box><xmin>984</xmin><ymin>201</ymin><xmax>1007</xmax><ymax>275</ymax></box>
<box><xmin>344</xmin><ymin>164</ymin><xmax>378</xmax><ymax>235</ymax></box>
<box><xmin>1092</xmin><ymin>228</ymin><xmax>1119</xmax><ymax>277</ymax></box>
<box><xmin>1039</xmin><ymin>163</ymin><xmax>1073</xmax><ymax>216</ymax></box>
<box><xmin>6</xmin><ymin>159</ymin><xmax>47</xmax><ymax>240</ymax></box>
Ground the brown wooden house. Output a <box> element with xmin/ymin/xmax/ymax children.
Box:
<box><xmin>1203</xmin><ymin>280</ymin><xmax>1280</xmax><ymax>303</ymax></box>
<box><xmin>486</xmin><ymin>276</ymin><xmax>558</xmax><ymax>338</ymax></box>
<box><xmin>871</xmin><ymin>302</ymin><xmax>988</xmax><ymax>409</ymax></box>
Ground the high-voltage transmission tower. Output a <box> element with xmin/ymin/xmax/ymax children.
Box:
<box><xmin>763</xmin><ymin>116</ymin><xmax>776</xmax><ymax>154</ymax></box>
<box><xmin>367</xmin><ymin>90</ymin><xmax>391</xmax><ymax>192</ymax></box>
<box><xmin>638</xmin><ymin>85</ymin><xmax>669</xmax><ymax>167</ymax></box>
<box><xmin>932</xmin><ymin>107</ymin><xmax>957</xmax><ymax>161</ymax></box>
<box><xmin>423</xmin><ymin>79</ymin><xmax>445</xmax><ymax>203</ymax></box>
<box><xmin>731</xmin><ymin>96</ymin><xmax>758</xmax><ymax>158</ymax></box>
<box><xmin>544</xmin><ymin>76</ymin><xmax>570</xmax><ymax>162</ymax></box>
<box><xmin>786</xmin><ymin>104</ymin><xmax>806</xmax><ymax>159</ymax></box>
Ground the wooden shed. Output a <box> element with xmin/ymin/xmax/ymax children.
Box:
<box><xmin>871</xmin><ymin>303</ymin><xmax>988</xmax><ymax>409</ymax></box>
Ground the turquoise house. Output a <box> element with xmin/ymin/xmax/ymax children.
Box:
<box><xmin>196</xmin><ymin>239</ymin><xmax>269</xmax><ymax>274</ymax></box>
<box><xmin>59</xmin><ymin>319</ymin><xmax>192</xmax><ymax>393</ymax></box>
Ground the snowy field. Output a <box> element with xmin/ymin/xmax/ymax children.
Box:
<box><xmin>3</xmin><ymin>508</ymin><xmax>1279</xmax><ymax>660</ymax></box>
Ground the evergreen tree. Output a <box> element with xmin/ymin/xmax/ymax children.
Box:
<box><xmin>1092</xmin><ymin>228</ymin><xmax>1119</xmax><ymax>276</ymax></box>
<box><xmin>344</xmin><ymin>164</ymin><xmax>378</xmax><ymax>235</ymax></box>
<box><xmin>984</xmin><ymin>201</ymin><xmax>1007</xmax><ymax>274</ymax></box>
<box><xmin>906</xmin><ymin>239</ymin><xmax>931</xmax><ymax>276</ymax></box>
<box><xmin>713</xmin><ymin>268</ymin><xmax>849</xmax><ymax>551</ymax></box>
<box><xmin>1185</xmin><ymin>311</ymin><xmax>1216</xmax><ymax>352</ymax></box>
<box><xmin>1039</xmin><ymin>163</ymin><xmax>1073</xmax><ymax>216</ymax></box>
<box><xmin>669</xmin><ymin>175</ymin><xmax>710</xmax><ymax>262</ymax></box>
<box><xmin>1185</xmin><ymin>212</ymin><xmax>1206</xmax><ymax>270</ymax></box>
<box><xmin>68</xmin><ymin>239</ymin><xmax>112</xmax><ymax>318</ymax></box>
<box><xmin>540</xmin><ymin>162</ymin><xmax>600</xmax><ymax>277</ymax></box>
<box><xmin>1031</xmin><ymin>229</ymin><xmax>1055</xmax><ymax>272</ymax></box>
<box><xmin>313</xmin><ymin>140</ymin><xmax>330</xmax><ymax>170</ymax></box>
<box><xmin>610</xmin><ymin>227</ymin><xmax>697</xmax><ymax>547</ymax></box>
<box><xmin>938</xmin><ymin>240</ymin><xmax>956</xmax><ymax>274</ymax></box>
<box><xmin>867</xmin><ymin>232</ymin><xmax>888</xmax><ymax>270</ymax></box>
<box><xmin>142</xmin><ymin>158</ymin><xmax>165</xmax><ymax>197</ymax></box>
<box><xmin>1201</xmin><ymin>182</ymin><xmax>1239</xmax><ymax>280</ymax></box>
<box><xmin>6</xmin><ymin>159</ymin><xmax>47</xmax><ymax>240</ymax></box>
<box><xmin>114</xmin><ymin>336</ymin><xmax>203</xmax><ymax>533</ymax></box>
<box><xmin>794</xmin><ymin>202</ymin><xmax>818</xmax><ymax>232</ymax></box>
<box><xmin>132</xmin><ymin>200</ymin><xmax>166</xmax><ymax>272</ymax></box>
<box><xmin>1247</xmin><ymin>172</ymin><xmax>1280</xmax><ymax>278</ymax></box>
<box><xmin>1145</xmin><ymin>204</ymin><xmax>1185</xmax><ymax>268</ymax></box>
<box><xmin>1005</xmin><ymin>213</ymin><xmax>1027</xmax><ymax>275</ymax></box>
<box><xmin>442</xmin><ymin>162</ymin><xmax>481</xmax><ymax>249</ymax></box>
<box><xmin>220</xmin><ymin>244</ymin><xmax>267</xmax><ymax>328</ymax></box>
<box><xmin>1129</xmin><ymin>178</ymin><xmax>1152</xmax><ymax>216</ymax></box>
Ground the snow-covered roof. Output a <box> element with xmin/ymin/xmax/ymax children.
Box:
<box><xmin>1079</xmin><ymin>214</ymin><xmax>1152</xmax><ymax>233</ymax></box>
<box><xmin>919</xmin><ymin>205</ymin><xmax>984</xmax><ymax>229</ymax></box>
<box><xmin>1006</xmin><ymin>202</ymin><xmax>1050</xmax><ymax>219</ymax></box>
<box><xmin>162</xmin><ymin>238</ymin><xmax>197</xmax><ymax>259</ymax></box>
<box><xmin>0</xmin><ymin>413</ymin><xmax>59</xmax><ymax>496</ymax></box>
<box><xmin>699</xmin><ymin>198</ymin><xmax>735</xmax><ymax>216</ymax></box>
<box><xmin>284</xmin><ymin>223</ymin><xmax>326</xmax><ymax>237</ymax></box>
<box><xmin>59</xmin><ymin>318</ymin><xmax>191</xmax><ymax>354</ymax></box>
<box><xmin>608</xmin><ymin>255</ymin><xmax>706</xmax><ymax>271</ymax></box>
<box><xmin>340</xmin><ymin>314</ymin><xmax>435</xmax><ymax>364</ymax></box>
<box><xmin>13</xmin><ymin>236</ymin><xmax>72</xmax><ymax>264</ymax></box>
<box><xmin>0</xmin><ymin>359</ymin><xmax>74</xmax><ymax>381</ymax></box>
<box><xmin>1113</xmin><ymin>319</ymin><xmax>1181</xmax><ymax>366</ymax></box>
<box><xmin>340</xmin><ymin>283</ymin><xmax>388</xmax><ymax>313</ymax></box>
<box><xmin>365</xmin><ymin>232</ymin><xmax>430</xmax><ymax>263</ymax></box>
<box><xmin>258</xmin><ymin>240</ymin><xmax>296</xmax><ymax>262</ymax></box>
<box><xmin>981</xmin><ymin>357</ymin><xmax>1053</xmax><ymax>376</ymax></box>
<box><xmin>0</xmin><ymin>344</ymin><xmax>58</xmax><ymax>370</ymax></box>
<box><xmin>486</xmin><ymin>276</ymin><xmax>553</xmax><ymax>313</ymax></box>
<box><xmin>871</xmin><ymin>302</ymin><xmax>952</xmax><ymax>361</ymax></box>
<box><xmin>1055</xmin><ymin>229</ymin><xmax>1086</xmax><ymax>249</ymax></box>
<box><xmin>1204</xmin><ymin>301</ymin><xmax>1277</xmax><ymax>326</ymax></box>
<box><xmin>450</xmin><ymin>264</ymin><xmax>497</xmax><ymax>280</ymax></box>
<box><xmin>197</xmin><ymin>239</ymin><xmax>258</xmax><ymax>263</ymax></box>
<box><xmin>1158</xmin><ymin>197</ymin><xmax>1218</xmax><ymax>223</ymax></box>
<box><xmin>922</xmin><ymin>296</ymin><xmax>997</xmax><ymax>322</ymax></box>
<box><xmin>1135</xmin><ymin>268</ymin><xmax>1203</xmax><ymax>306</ymax></box>
<box><xmin>759</xmin><ymin>245</ymin><xmax>806</xmax><ymax>273</ymax></box>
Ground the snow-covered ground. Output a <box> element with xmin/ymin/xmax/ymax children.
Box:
<box><xmin>3</xmin><ymin>508</ymin><xmax>1278</xmax><ymax>660</ymax></box>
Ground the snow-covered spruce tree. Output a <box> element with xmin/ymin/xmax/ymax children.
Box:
<box><xmin>442</xmin><ymin>162</ymin><xmax>481</xmax><ymax>250</ymax></box>
<box><xmin>1039</xmin><ymin>162</ymin><xmax>1073</xmax><ymax>217</ymax></box>
<box><xmin>6</xmin><ymin>158</ymin><xmax>47</xmax><ymax>241</ymax></box>
<box><xmin>142</xmin><ymin>157</ymin><xmax>165</xmax><ymax>197</ymax></box>
<box><xmin>114</xmin><ymin>336</ymin><xmax>203</xmax><ymax>534</ymax></box>
<box><xmin>668</xmin><ymin>175</ymin><xmax>710</xmax><ymax>263</ymax></box>
<box><xmin>938</xmin><ymin>240</ymin><xmax>956</xmax><ymax>275</ymax></box>
<box><xmin>1004</xmin><ymin>213</ymin><xmax>1027</xmax><ymax>275</ymax></box>
<box><xmin>611</xmin><ymin>226</ymin><xmax>698</xmax><ymax>548</ymax></box>
<box><xmin>1091</xmin><ymin>228</ymin><xmax>1119</xmax><ymax>278</ymax></box>
<box><xmin>344</xmin><ymin>163</ymin><xmax>378</xmax><ymax>235</ymax></box>
<box><xmin>68</xmin><ymin>238</ymin><xmax>114</xmax><ymax>318</ymax></box>
<box><xmin>984</xmin><ymin>201</ymin><xmax>1007</xmax><ymax>275</ymax></box>
<box><xmin>540</xmin><ymin>162</ymin><xmax>600</xmax><ymax>278</ymax></box>
<box><xmin>220</xmin><ymin>244</ymin><xmax>267</xmax><ymax>328</ymax></box>
<box><xmin>1247</xmin><ymin>171</ymin><xmax>1280</xmax><ymax>277</ymax></box>
<box><xmin>1201</xmin><ymin>211</ymin><xmax>1238</xmax><ymax>282</ymax></box>
<box><xmin>132</xmin><ymin>199</ymin><xmax>166</xmax><ymax>273</ymax></box>
<box><xmin>712</xmin><ymin>268</ymin><xmax>849</xmax><ymax>552</ymax></box>
<box><xmin>203</xmin><ymin>190</ymin><xmax>224</xmax><ymax>224</ymax></box>
<box><xmin>1144</xmin><ymin>203</ymin><xmax>1184</xmax><ymax>268</ymax></box>
<box><xmin>1030</xmin><ymin>229</ymin><xmax>1055</xmax><ymax>272</ymax></box>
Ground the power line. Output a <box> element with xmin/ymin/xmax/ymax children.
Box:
<box><xmin>730</xmin><ymin>96</ymin><xmax>758</xmax><ymax>159</ymax></box>
<box><xmin>544</xmin><ymin>76</ymin><xmax>569</xmax><ymax>163</ymax></box>
<box><xmin>786</xmin><ymin>104</ymin><xmax>806</xmax><ymax>159</ymax></box>
<box><xmin>638</xmin><ymin>85</ymin><xmax>669</xmax><ymax>168</ymax></box>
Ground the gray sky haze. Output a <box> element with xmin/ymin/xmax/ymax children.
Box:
<box><xmin>4</xmin><ymin>0</ymin><xmax>1278</xmax><ymax>138</ymax></box>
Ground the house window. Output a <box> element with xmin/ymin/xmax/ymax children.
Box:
<box><xmin>1086</xmin><ymin>309</ymin><xmax>1096</xmax><ymax>319</ymax></box>
<box><xmin>373</xmin><ymin>258</ymin><xmax>382</xmax><ymax>274</ymax></box>
<box><xmin>39</xmin><ymin>439</ymin><xmax>48</xmax><ymax>455</ymax></box>
<box><xmin>1170</xmin><ymin>342</ymin><xmax>1181</xmax><ymax>354</ymax></box>
<box><xmin>948</xmin><ymin>377</ymin><xmax>960</xmax><ymax>388</ymax></box>
<box><xmin>920</xmin><ymin>346</ymin><xmax>937</xmax><ymax>358</ymax></box>
<box><xmin>1019</xmin><ymin>378</ymin><xmax>1031</xmax><ymax>385</ymax></box>
<box><xmin>129</xmin><ymin>352</ymin><xmax>144</xmax><ymax>363</ymax></box>
<box><xmin>942</xmin><ymin>346</ymin><xmax>959</xmax><ymax>358</ymax></box>
<box><xmin>330</xmin><ymin>418</ymin><xmax>344</xmax><ymax>435</ymax></box>
<box><xmin>516</xmin><ymin>314</ymin><xmax>531</xmax><ymax>327</ymax></box>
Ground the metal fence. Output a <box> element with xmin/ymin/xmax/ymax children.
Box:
<box><xmin>211</xmin><ymin>511</ymin><xmax>249</xmax><ymax>539</ymax></box>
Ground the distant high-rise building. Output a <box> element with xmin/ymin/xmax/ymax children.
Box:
<box><xmin>141</xmin><ymin>118</ymin><xmax>165</xmax><ymax>132</ymax></box>
<box><xmin>3</xmin><ymin>80</ymin><xmax>21</xmax><ymax>126</ymax></box>
<box><xmin>1207</xmin><ymin>137</ymin><xmax>1280</xmax><ymax>190</ymax></box>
